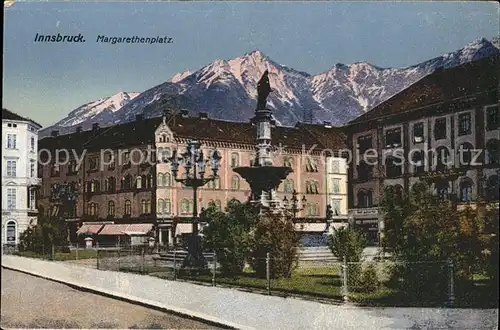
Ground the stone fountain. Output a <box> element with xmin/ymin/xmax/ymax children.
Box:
<box><xmin>233</xmin><ymin>70</ymin><xmax>292</xmax><ymax>212</ymax></box>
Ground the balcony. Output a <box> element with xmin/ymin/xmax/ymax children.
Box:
<box><xmin>349</xmin><ymin>207</ymin><xmax>378</xmax><ymax>218</ymax></box>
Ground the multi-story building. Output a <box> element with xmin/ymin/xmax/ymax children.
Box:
<box><xmin>39</xmin><ymin>110</ymin><xmax>347</xmax><ymax>246</ymax></box>
<box><xmin>2</xmin><ymin>109</ymin><xmax>42</xmax><ymax>246</ymax></box>
<box><xmin>345</xmin><ymin>55</ymin><xmax>500</xmax><ymax>246</ymax></box>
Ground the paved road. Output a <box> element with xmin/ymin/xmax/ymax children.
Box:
<box><xmin>1</xmin><ymin>268</ymin><xmax>220</xmax><ymax>329</ymax></box>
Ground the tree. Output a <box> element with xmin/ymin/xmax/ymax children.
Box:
<box><xmin>249</xmin><ymin>211</ymin><xmax>300</xmax><ymax>279</ymax></box>
<box><xmin>19</xmin><ymin>213</ymin><xmax>69</xmax><ymax>253</ymax></box>
<box><xmin>327</xmin><ymin>226</ymin><xmax>367</xmax><ymax>262</ymax></box>
<box><xmin>202</xmin><ymin>199</ymin><xmax>258</xmax><ymax>275</ymax></box>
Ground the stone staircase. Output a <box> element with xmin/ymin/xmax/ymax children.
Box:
<box><xmin>297</xmin><ymin>246</ymin><xmax>338</xmax><ymax>263</ymax></box>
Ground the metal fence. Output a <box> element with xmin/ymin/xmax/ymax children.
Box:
<box><xmin>3</xmin><ymin>244</ymin><xmax>462</xmax><ymax>307</ymax></box>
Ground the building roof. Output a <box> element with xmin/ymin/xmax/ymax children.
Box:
<box><xmin>40</xmin><ymin>112</ymin><xmax>341</xmax><ymax>152</ymax></box>
<box><xmin>348</xmin><ymin>55</ymin><xmax>500</xmax><ymax>125</ymax></box>
<box><xmin>296</xmin><ymin>123</ymin><xmax>347</xmax><ymax>151</ymax></box>
<box><xmin>2</xmin><ymin>108</ymin><xmax>42</xmax><ymax>128</ymax></box>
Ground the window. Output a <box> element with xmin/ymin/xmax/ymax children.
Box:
<box><xmin>357</xmin><ymin>161</ymin><xmax>374</xmax><ymax>181</ymax></box>
<box><xmin>331</xmin><ymin>199</ymin><xmax>341</xmax><ymax>216</ymax></box>
<box><xmin>357</xmin><ymin>190</ymin><xmax>373</xmax><ymax>208</ymax></box>
<box><xmin>214</xmin><ymin>176</ymin><xmax>221</xmax><ymax>190</ymax></box>
<box><xmin>306</xmin><ymin>203</ymin><xmax>319</xmax><ymax>217</ymax></box>
<box><xmin>385</xmin><ymin>127</ymin><xmax>402</xmax><ymax>147</ymax></box>
<box><xmin>124</xmin><ymin>200</ymin><xmax>132</xmax><ymax>215</ymax></box>
<box><xmin>214</xmin><ymin>200</ymin><xmax>222</xmax><ymax>210</ymax></box>
<box><xmin>305</xmin><ymin>157</ymin><xmax>318</xmax><ymax>172</ymax></box>
<box><xmin>413</xmin><ymin>122</ymin><xmax>424</xmax><ymax>143</ymax></box>
<box><xmin>29</xmin><ymin>189</ymin><xmax>36</xmax><ymax>209</ymax></box>
<box><xmin>231</xmin><ymin>176</ymin><xmax>240</xmax><ymax>190</ymax></box>
<box><xmin>88</xmin><ymin>157</ymin><xmax>98</xmax><ymax>171</ymax></box>
<box><xmin>485</xmin><ymin>139</ymin><xmax>499</xmax><ymax>165</ymax></box>
<box><xmin>357</xmin><ymin>135</ymin><xmax>372</xmax><ymax>154</ymax></box>
<box><xmin>180</xmin><ymin>199</ymin><xmax>190</xmax><ymax>214</ymax></box>
<box><xmin>231</xmin><ymin>153</ymin><xmax>239</xmax><ymax>167</ymax></box>
<box><xmin>486</xmin><ymin>106</ymin><xmax>499</xmax><ymax>131</ymax></box>
<box><xmin>30</xmin><ymin>137</ymin><xmax>35</xmax><ymax>151</ymax></box>
<box><xmin>50</xmin><ymin>163</ymin><xmax>60</xmax><ymax>177</ymax></box>
<box><xmin>141</xmin><ymin>200</ymin><xmax>146</xmax><ymax>214</ymax></box>
<box><xmin>157</xmin><ymin>174</ymin><xmax>165</xmax><ymax>187</ymax></box>
<box><xmin>146</xmin><ymin>200</ymin><xmax>152</xmax><ymax>214</ymax></box>
<box><xmin>158</xmin><ymin>199</ymin><xmax>165</xmax><ymax>213</ymax></box>
<box><xmin>165</xmin><ymin>173</ymin><xmax>171</xmax><ymax>187</ymax></box>
<box><xmin>105</xmin><ymin>177</ymin><xmax>116</xmax><ymax>193</ymax></box>
<box><xmin>87</xmin><ymin>203</ymin><xmax>98</xmax><ymax>216</ymax></box>
<box><xmin>433</xmin><ymin>147</ymin><xmax>450</xmax><ymax>171</ymax></box>
<box><xmin>6</xmin><ymin>160</ymin><xmax>17</xmax><ymax>177</ymax></box>
<box><xmin>6</xmin><ymin>221</ymin><xmax>16</xmax><ymax>245</ymax></box>
<box><xmin>458</xmin><ymin>112</ymin><xmax>472</xmax><ymax>136</ymax></box>
<box><xmin>331</xmin><ymin>179</ymin><xmax>341</xmax><ymax>193</ymax></box>
<box><xmin>121</xmin><ymin>174</ymin><xmax>133</xmax><ymax>190</ymax></box>
<box><xmin>136</xmin><ymin>176</ymin><xmax>143</xmax><ymax>189</ymax></box>
<box><xmin>108</xmin><ymin>201</ymin><xmax>115</xmax><ymax>217</ymax></box>
<box><xmin>283</xmin><ymin>157</ymin><xmax>293</xmax><ymax>168</ymax></box>
<box><xmin>7</xmin><ymin>134</ymin><xmax>17</xmax><ymax>149</ymax></box>
<box><xmin>434</xmin><ymin>118</ymin><xmax>447</xmax><ymax>140</ymax></box>
<box><xmin>283</xmin><ymin>179</ymin><xmax>294</xmax><ymax>193</ymax></box>
<box><xmin>165</xmin><ymin>199</ymin><xmax>171</xmax><ymax>214</ymax></box>
<box><xmin>412</xmin><ymin>150</ymin><xmax>425</xmax><ymax>174</ymax></box>
<box><xmin>145</xmin><ymin>174</ymin><xmax>153</xmax><ymax>189</ymax></box>
<box><xmin>385</xmin><ymin>157</ymin><xmax>402</xmax><ymax>178</ymax></box>
<box><xmin>459</xmin><ymin>179</ymin><xmax>473</xmax><ymax>202</ymax></box>
<box><xmin>7</xmin><ymin>188</ymin><xmax>16</xmax><ymax>209</ymax></box>
<box><xmin>306</xmin><ymin>180</ymin><xmax>319</xmax><ymax>194</ymax></box>
<box><xmin>330</xmin><ymin>160</ymin><xmax>340</xmax><ymax>173</ymax></box>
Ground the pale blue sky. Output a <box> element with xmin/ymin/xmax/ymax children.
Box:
<box><xmin>3</xmin><ymin>2</ymin><xmax>499</xmax><ymax>127</ymax></box>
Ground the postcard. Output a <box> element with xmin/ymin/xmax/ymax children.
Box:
<box><xmin>2</xmin><ymin>1</ymin><xmax>499</xmax><ymax>329</ymax></box>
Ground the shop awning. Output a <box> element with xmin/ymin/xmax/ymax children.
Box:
<box><xmin>123</xmin><ymin>224</ymin><xmax>154</xmax><ymax>235</ymax></box>
<box><xmin>76</xmin><ymin>224</ymin><xmax>104</xmax><ymax>235</ymax></box>
<box><xmin>98</xmin><ymin>224</ymin><xmax>130</xmax><ymax>236</ymax></box>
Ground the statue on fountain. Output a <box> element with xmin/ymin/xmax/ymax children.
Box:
<box><xmin>256</xmin><ymin>70</ymin><xmax>272</xmax><ymax>110</ymax></box>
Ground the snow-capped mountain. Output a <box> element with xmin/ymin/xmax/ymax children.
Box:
<box><xmin>41</xmin><ymin>37</ymin><xmax>499</xmax><ymax>137</ymax></box>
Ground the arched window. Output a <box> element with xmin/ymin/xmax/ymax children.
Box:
<box><xmin>486</xmin><ymin>139</ymin><xmax>499</xmax><ymax>165</ymax></box>
<box><xmin>357</xmin><ymin>190</ymin><xmax>373</xmax><ymax>208</ymax></box>
<box><xmin>231</xmin><ymin>153</ymin><xmax>240</xmax><ymax>167</ymax></box>
<box><xmin>6</xmin><ymin>220</ymin><xmax>16</xmax><ymax>245</ymax></box>
<box><xmin>165</xmin><ymin>173</ymin><xmax>171</xmax><ymax>187</ymax></box>
<box><xmin>283</xmin><ymin>157</ymin><xmax>293</xmax><ymax>168</ymax></box>
<box><xmin>87</xmin><ymin>202</ymin><xmax>98</xmax><ymax>216</ymax></box>
<box><xmin>146</xmin><ymin>200</ymin><xmax>151</xmax><ymax>214</ymax></box>
<box><xmin>136</xmin><ymin>176</ymin><xmax>143</xmax><ymax>189</ymax></box>
<box><xmin>457</xmin><ymin>143</ymin><xmax>474</xmax><ymax>167</ymax></box>
<box><xmin>157</xmin><ymin>199</ymin><xmax>165</xmax><ymax>214</ymax></box>
<box><xmin>436</xmin><ymin>180</ymin><xmax>449</xmax><ymax>201</ymax></box>
<box><xmin>486</xmin><ymin>175</ymin><xmax>499</xmax><ymax>201</ymax></box>
<box><xmin>434</xmin><ymin>147</ymin><xmax>451</xmax><ymax>171</ymax></box>
<box><xmin>124</xmin><ymin>200</ymin><xmax>132</xmax><ymax>215</ymax></box>
<box><xmin>283</xmin><ymin>179</ymin><xmax>294</xmax><ymax>193</ymax></box>
<box><xmin>108</xmin><ymin>201</ymin><xmax>115</xmax><ymax>216</ymax></box>
<box><xmin>141</xmin><ymin>199</ymin><xmax>146</xmax><ymax>214</ymax></box>
<box><xmin>231</xmin><ymin>175</ymin><xmax>240</xmax><ymax>190</ymax></box>
<box><xmin>146</xmin><ymin>174</ymin><xmax>153</xmax><ymax>189</ymax></box>
<box><xmin>157</xmin><ymin>174</ymin><xmax>164</xmax><ymax>187</ymax></box>
<box><xmin>459</xmin><ymin>178</ymin><xmax>473</xmax><ymax>202</ymax></box>
<box><xmin>104</xmin><ymin>178</ymin><xmax>110</xmax><ymax>192</ymax></box>
<box><xmin>108</xmin><ymin>177</ymin><xmax>116</xmax><ymax>192</ymax></box>
<box><xmin>122</xmin><ymin>174</ymin><xmax>132</xmax><ymax>190</ymax></box>
<box><xmin>214</xmin><ymin>176</ymin><xmax>221</xmax><ymax>190</ymax></box>
<box><xmin>165</xmin><ymin>199</ymin><xmax>171</xmax><ymax>214</ymax></box>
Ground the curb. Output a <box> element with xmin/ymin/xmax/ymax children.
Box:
<box><xmin>2</xmin><ymin>265</ymin><xmax>254</xmax><ymax>330</ymax></box>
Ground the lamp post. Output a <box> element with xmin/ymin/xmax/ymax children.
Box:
<box><xmin>282</xmin><ymin>189</ymin><xmax>307</xmax><ymax>219</ymax></box>
<box><xmin>169</xmin><ymin>140</ymin><xmax>221</xmax><ymax>268</ymax></box>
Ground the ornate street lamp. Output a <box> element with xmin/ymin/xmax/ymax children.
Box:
<box><xmin>282</xmin><ymin>189</ymin><xmax>307</xmax><ymax>219</ymax></box>
<box><xmin>169</xmin><ymin>140</ymin><xmax>221</xmax><ymax>268</ymax></box>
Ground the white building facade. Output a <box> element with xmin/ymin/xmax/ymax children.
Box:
<box><xmin>2</xmin><ymin>109</ymin><xmax>42</xmax><ymax>246</ymax></box>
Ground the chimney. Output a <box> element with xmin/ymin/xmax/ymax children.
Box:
<box><xmin>180</xmin><ymin>109</ymin><xmax>189</xmax><ymax>118</ymax></box>
<box><xmin>323</xmin><ymin>121</ymin><xmax>332</xmax><ymax>128</ymax></box>
<box><xmin>51</xmin><ymin>130</ymin><xmax>59</xmax><ymax>137</ymax></box>
<box><xmin>92</xmin><ymin>123</ymin><xmax>100</xmax><ymax>131</ymax></box>
<box><xmin>76</xmin><ymin>126</ymin><xmax>83</xmax><ymax>133</ymax></box>
<box><xmin>135</xmin><ymin>114</ymin><xmax>144</xmax><ymax>121</ymax></box>
<box><xmin>199</xmin><ymin>112</ymin><xmax>209</xmax><ymax>120</ymax></box>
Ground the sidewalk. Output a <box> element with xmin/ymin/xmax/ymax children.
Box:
<box><xmin>2</xmin><ymin>255</ymin><xmax>498</xmax><ymax>330</ymax></box>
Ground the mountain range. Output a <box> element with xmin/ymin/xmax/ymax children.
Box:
<box><xmin>41</xmin><ymin>36</ymin><xmax>500</xmax><ymax>137</ymax></box>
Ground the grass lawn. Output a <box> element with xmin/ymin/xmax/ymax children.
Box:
<box><xmin>15</xmin><ymin>249</ymin><xmax>97</xmax><ymax>261</ymax></box>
